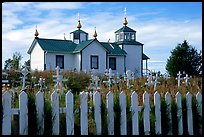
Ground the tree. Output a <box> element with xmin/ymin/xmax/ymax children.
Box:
<box><xmin>166</xmin><ymin>40</ymin><xmax>202</xmax><ymax>77</ymax></box>
<box><xmin>4</xmin><ymin>52</ymin><xmax>23</xmax><ymax>70</ymax></box>
<box><xmin>11</xmin><ymin>52</ymin><xmax>23</xmax><ymax>70</ymax></box>
<box><xmin>4</xmin><ymin>58</ymin><xmax>12</xmax><ymax>70</ymax></box>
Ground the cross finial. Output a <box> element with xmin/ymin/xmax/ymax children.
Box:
<box><xmin>35</xmin><ymin>25</ymin><xmax>39</xmax><ymax>37</ymax></box>
<box><xmin>64</xmin><ymin>33</ymin><xmax>66</xmax><ymax>40</ymax></box>
<box><xmin>78</xmin><ymin>12</ymin><xmax>80</xmax><ymax>21</ymax></box>
<box><xmin>124</xmin><ymin>7</ymin><xmax>127</xmax><ymax>17</ymax></box>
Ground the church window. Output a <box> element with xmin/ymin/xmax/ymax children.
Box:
<box><xmin>74</xmin><ymin>33</ymin><xmax>80</xmax><ymax>39</ymax></box>
<box><xmin>56</xmin><ymin>55</ymin><xmax>64</xmax><ymax>69</ymax></box>
<box><xmin>131</xmin><ymin>33</ymin><xmax>135</xmax><ymax>40</ymax></box>
<box><xmin>109</xmin><ymin>57</ymin><xmax>116</xmax><ymax>70</ymax></box>
<box><xmin>91</xmin><ymin>55</ymin><xmax>98</xmax><ymax>69</ymax></box>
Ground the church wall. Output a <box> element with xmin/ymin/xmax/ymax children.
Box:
<box><xmin>82</xmin><ymin>40</ymin><xmax>106</xmax><ymax>74</ymax></box>
<box><xmin>45</xmin><ymin>52</ymin><xmax>75</xmax><ymax>70</ymax></box>
<box><xmin>30</xmin><ymin>43</ymin><xmax>44</xmax><ymax>71</ymax></box>
<box><xmin>74</xmin><ymin>53</ymin><xmax>81</xmax><ymax>71</ymax></box>
<box><xmin>124</xmin><ymin>45</ymin><xmax>143</xmax><ymax>77</ymax></box>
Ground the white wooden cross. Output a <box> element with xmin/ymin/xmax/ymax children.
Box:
<box><xmin>184</xmin><ymin>74</ymin><xmax>190</xmax><ymax>86</ymax></box>
<box><xmin>145</xmin><ymin>70</ymin><xmax>154</xmax><ymax>86</ymax></box>
<box><xmin>16</xmin><ymin>64</ymin><xmax>31</xmax><ymax>90</ymax></box>
<box><xmin>126</xmin><ymin>70</ymin><xmax>132</xmax><ymax>89</ymax></box>
<box><xmin>53</xmin><ymin>66</ymin><xmax>68</xmax><ymax>91</ymax></box>
<box><xmin>103</xmin><ymin>68</ymin><xmax>115</xmax><ymax>90</ymax></box>
<box><xmin>152</xmin><ymin>72</ymin><xmax>160</xmax><ymax>91</ymax></box>
<box><xmin>176</xmin><ymin>71</ymin><xmax>183</xmax><ymax>88</ymax></box>
<box><xmin>116</xmin><ymin>72</ymin><xmax>121</xmax><ymax>84</ymax></box>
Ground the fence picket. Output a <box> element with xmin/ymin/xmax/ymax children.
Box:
<box><xmin>51</xmin><ymin>91</ymin><xmax>59</xmax><ymax>135</ymax></box>
<box><xmin>106</xmin><ymin>91</ymin><xmax>114</xmax><ymax>135</ymax></box>
<box><xmin>196</xmin><ymin>92</ymin><xmax>202</xmax><ymax>135</ymax></box>
<box><xmin>36</xmin><ymin>91</ymin><xmax>44</xmax><ymax>135</ymax></box>
<box><xmin>80</xmin><ymin>91</ymin><xmax>88</xmax><ymax>135</ymax></box>
<box><xmin>186</xmin><ymin>92</ymin><xmax>193</xmax><ymax>135</ymax></box>
<box><xmin>120</xmin><ymin>91</ymin><xmax>127</xmax><ymax>135</ymax></box>
<box><xmin>176</xmin><ymin>92</ymin><xmax>183</xmax><ymax>135</ymax></box>
<box><xmin>93</xmin><ymin>91</ymin><xmax>101</xmax><ymax>135</ymax></box>
<box><xmin>19</xmin><ymin>91</ymin><xmax>28</xmax><ymax>135</ymax></box>
<box><xmin>66</xmin><ymin>91</ymin><xmax>74</xmax><ymax>135</ymax></box>
<box><xmin>2</xmin><ymin>88</ymin><xmax>201</xmax><ymax>135</ymax></box>
<box><xmin>165</xmin><ymin>92</ymin><xmax>172</xmax><ymax>135</ymax></box>
<box><xmin>154</xmin><ymin>91</ymin><xmax>161</xmax><ymax>135</ymax></box>
<box><xmin>131</xmin><ymin>91</ymin><xmax>139</xmax><ymax>135</ymax></box>
<box><xmin>2</xmin><ymin>91</ymin><xmax>12</xmax><ymax>135</ymax></box>
<box><xmin>143</xmin><ymin>91</ymin><xmax>150</xmax><ymax>135</ymax></box>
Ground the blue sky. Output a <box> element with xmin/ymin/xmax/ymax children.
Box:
<box><xmin>2</xmin><ymin>2</ymin><xmax>202</xmax><ymax>74</ymax></box>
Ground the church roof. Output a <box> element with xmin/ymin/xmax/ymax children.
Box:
<box><xmin>73</xmin><ymin>39</ymin><xmax>95</xmax><ymax>53</ymax></box>
<box><xmin>116</xmin><ymin>40</ymin><xmax>143</xmax><ymax>45</ymax></box>
<box><xmin>27</xmin><ymin>38</ymin><xmax>77</xmax><ymax>54</ymax></box>
<box><xmin>70</xmin><ymin>29</ymin><xmax>88</xmax><ymax>34</ymax></box>
<box><xmin>28</xmin><ymin>38</ymin><xmax>128</xmax><ymax>56</ymax></box>
<box><xmin>142</xmin><ymin>53</ymin><xmax>150</xmax><ymax>60</ymax></box>
<box><xmin>100</xmin><ymin>42</ymin><xmax>127</xmax><ymax>56</ymax></box>
<box><xmin>115</xmin><ymin>26</ymin><xmax>136</xmax><ymax>33</ymax></box>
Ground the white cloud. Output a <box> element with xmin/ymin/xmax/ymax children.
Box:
<box><xmin>34</xmin><ymin>2</ymin><xmax>85</xmax><ymax>10</ymax></box>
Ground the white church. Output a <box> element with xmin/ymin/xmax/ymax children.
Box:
<box><xmin>27</xmin><ymin>14</ymin><xmax>149</xmax><ymax>77</ymax></box>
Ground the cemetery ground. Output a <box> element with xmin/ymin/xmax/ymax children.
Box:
<box><xmin>2</xmin><ymin>70</ymin><xmax>202</xmax><ymax>135</ymax></box>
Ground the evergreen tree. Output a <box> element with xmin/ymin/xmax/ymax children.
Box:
<box><xmin>166</xmin><ymin>40</ymin><xmax>202</xmax><ymax>77</ymax></box>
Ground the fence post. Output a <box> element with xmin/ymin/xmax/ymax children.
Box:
<box><xmin>154</xmin><ymin>91</ymin><xmax>161</xmax><ymax>135</ymax></box>
<box><xmin>186</xmin><ymin>92</ymin><xmax>193</xmax><ymax>135</ymax></box>
<box><xmin>2</xmin><ymin>91</ymin><xmax>12</xmax><ymax>135</ymax></box>
<box><xmin>80</xmin><ymin>91</ymin><xmax>88</xmax><ymax>135</ymax></box>
<box><xmin>66</xmin><ymin>90</ymin><xmax>74</xmax><ymax>135</ymax></box>
<box><xmin>106</xmin><ymin>91</ymin><xmax>114</xmax><ymax>135</ymax></box>
<box><xmin>36</xmin><ymin>91</ymin><xmax>44</xmax><ymax>135</ymax></box>
<box><xmin>143</xmin><ymin>91</ymin><xmax>150</xmax><ymax>135</ymax></box>
<box><xmin>19</xmin><ymin>91</ymin><xmax>28</xmax><ymax>135</ymax></box>
<box><xmin>165</xmin><ymin>92</ymin><xmax>172</xmax><ymax>135</ymax></box>
<box><xmin>93</xmin><ymin>91</ymin><xmax>101</xmax><ymax>135</ymax></box>
<box><xmin>196</xmin><ymin>92</ymin><xmax>202</xmax><ymax>135</ymax></box>
<box><xmin>120</xmin><ymin>91</ymin><xmax>127</xmax><ymax>135</ymax></box>
<box><xmin>51</xmin><ymin>91</ymin><xmax>59</xmax><ymax>135</ymax></box>
<box><xmin>175</xmin><ymin>92</ymin><xmax>183</xmax><ymax>135</ymax></box>
<box><xmin>131</xmin><ymin>91</ymin><xmax>139</xmax><ymax>135</ymax></box>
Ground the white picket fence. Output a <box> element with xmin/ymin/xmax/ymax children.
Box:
<box><xmin>2</xmin><ymin>90</ymin><xmax>202</xmax><ymax>135</ymax></box>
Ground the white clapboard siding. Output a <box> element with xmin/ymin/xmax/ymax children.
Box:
<box><xmin>154</xmin><ymin>91</ymin><xmax>161</xmax><ymax>135</ymax></box>
<box><xmin>196</xmin><ymin>92</ymin><xmax>202</xmax><ymax>135</ymax></box>
<box><xmin>36</xmin><ymin>91</ymin><xmax>44</xmax><ymax>135</ymax></box>
<box><xmin>66</xmin><ymin>91</ymin><xmax>74</xmax><ymax>135</ymax></box>
<box><xmin>19</xmin><ymin>91</ymin><xmax>28</xmax><ymax>135</ymax></box>
<box><xmin>165</xmin><ymin>92</ymin><xmax>172</xmax><ymax>135</ymax></box>
<box><xmin>120</xmin><ymin>91</ymin><xmax>127</xmax><ymax>135</ymax></box>
<box><xmin>51</xmin><ymin>91</ymin><xmax>59</xmax><ymax>135</ymax></box>
<box><xmin>93</xmin><ymin>91</ymin><xmax>101</xmax><ymax>135</ymax></box>
<box><xmin>106</xmin><ymin>91</ymin><xmax>114</xmax><ymax>135</ymax></box>
<box><xmin>80</xmin><ymin>91</ymin><xmax>88</xmax><ymax>135</ymax></box>
<box><xmin>131</xmin><ymin>91</ymin><xmax>139</xmax><ymax>135</ymax></box>
<box><xmin>186</xmin><ymin>92</ymin><xmax>193</xmax><ymax>135</ymax></box>
<box><xmin>2</xmin><ymin>91</ymin><xmax>12</xmax><ymax>135</ymax></box>
<box><xmin>143</xmin><ymin>91</ymin><xmax>150</xmax><ymax>135</ymax></box>
<box><xmin>175</xmin><ymin>92</ymin><xmax>183</xmax><ymax>135</ymax></box>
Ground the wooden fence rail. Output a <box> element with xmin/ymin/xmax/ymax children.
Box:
<box><xmin>2</xmin><ymin>90</ymin><xmax>202</xmax><ymax>135</ymax></box>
